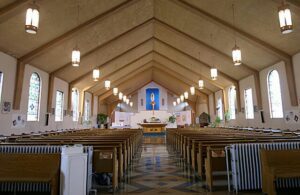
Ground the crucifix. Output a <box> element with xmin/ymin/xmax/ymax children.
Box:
<box><xmin>150</xmin><ymin>92</ymin><xmax>155</xmax><ymax>116</ymax></box>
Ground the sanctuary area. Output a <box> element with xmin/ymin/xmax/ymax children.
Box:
<box><xmin>0</xmin><ymin>0</ymin><xmax>300</xmax><ymax>195</ymax></box>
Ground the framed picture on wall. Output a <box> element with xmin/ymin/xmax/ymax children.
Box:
<box><xmin>2</xmin><ymin>101</ymin><xmax>11</xmax><ymax>114</ymax></box>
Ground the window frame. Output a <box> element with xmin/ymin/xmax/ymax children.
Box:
<box><xmin>0</xmin><ymin>71</ymin><xmax>3</xmax><ymax>103</ymax></box>
<box><xmin>244</xmin><ymin>88</ymin><xmax>254</xmax><ymax>119</ymax></box>
<box><xmin>228</xmin><ymin>86</ymin><xmax>236</xmax><ymax>120</ymax></box>
<box><xmin>267</xmin><ymin>70</ymin><xmax>284</xmax><ymax>119</ymax></box>
<box><xmin>72</xmin><ymin>88</ymin><xmax>79</xmax><ymax>122</ymax></box>
<box><xmin>216</xmin><ymin>97</ymin><xmax>223</xmax><ymax>120</ymax></box>
<box><xmin>27</xmin><ymin>72</ymin><xmax>42</xmax><ymax>122</ymax></box>
<box><xmin>55</xmin><ymin>90</ymin><xmax>64</xmax><ymax>122</ymax></box>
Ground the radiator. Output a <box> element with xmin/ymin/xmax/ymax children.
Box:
<box><xmin>0</xmin><ymin>145</ymin><xmax>93</xmax><ymax>193</ymax></box>
<box><xmin>226</xmin><ymin>142</ymin><xmax>300</xmax><ymax>193</ymax></box>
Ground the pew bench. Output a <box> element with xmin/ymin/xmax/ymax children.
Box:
<box><xmin>261</xmin><ymin>149</ymin><xmax>300</xmax><ymax>195</ymax></box>
<box><xmin>0</xmin><ymin>153</ymin><xmax>60</xmax><ymax>195</ymax></box>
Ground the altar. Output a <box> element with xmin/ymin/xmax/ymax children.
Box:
<box><xmin>138</xmin><ymin>123</ymin><xmax>167</xmax><ymax>134</ymax></box>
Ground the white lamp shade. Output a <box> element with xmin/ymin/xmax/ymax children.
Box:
<box><xmin>211</xmin><ymin>68</ymin><xmax>218</xmax><ymax>80</ymax></box>
<box><xmin>278</xmin><ymin>4</ymin><xmax>293</xmax><ymax>34</ymax></box>
<box><xmin>184</xmin><ymin>91</ymin><xmax>189</xmax><ymax>99</ymax></box>
<box><xmin>190</xmin><ymin>86</ymin><xmax>195</xmax><ymax>95</ymax></box>
<box><xmin>118</xmin><ymin>92</ymin><xmax>123</xmax><ymax>100</ymax></box>
<box><xmin>177</xmin><ymin>98</ymin><xmax>180</xmax><ymax>104</ymax></box>
<box><xmin>92</xmin><ymin>69</ymin><xmax>100</xmax><ymax>81</ymax></box>
<box><xmin>126</xmin><ymin>99</ymin><xmax>129</xmax><ymax>104</ymax></box>
<box><xmin>104</xmin><ymin>80</ymin><xmax>110</xmax><ymax>90</ymax></box>
<box><xmin>180</xmin><ymin>95</ymin><xmax>184</xmax><ymax>102</ymax></box>
<box><xmin>123</xmin><ymin>95</ymin><xmax>127</xmax><ymax>102</ymax></box>
<box><xmin>25</xmin><ymin>4</ymin><xmax>39</xmax><ymax>34</ymax></box>
<box><xmin>173</xmin><ymin>101</ymin><xmax>177</xmax><ymax>106</ymax></box>
<box><xmin>198</xmin><ymin>80</ymin><xmax>204</xmax><ymax>89</ymax></box>
<box><xmin>130</xmin><ymin>102</ymin><xmax>133</xmax><ymax>107</ymax></box>
<box><xmin>71</xmin><ymin>49</ymin><xmax>80</xmax><ymax>67</ymax></box>
<box><xmin>113</xmin><ymin>88</ymin><xmax>118</xmax><ymax>96</ymax></box>
<box><xmin>232</xmin><ymin>45</ymin><xmax>242</xmax><ymax>66</ymax></box>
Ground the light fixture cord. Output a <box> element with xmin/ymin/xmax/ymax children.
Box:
<box><xmin>76</xmin><ymin>0</ymin><xmax>80</xmax><ymax>48</ymax></box>
<box><xmin>210</xmin><ymin>33</ymin><xmax>215</xmax><ymax>68</ymax></box>
<box><xmin>232</xmin><ymin>2</ymin><xmax>237</xmax><ymax>46</ymax></box>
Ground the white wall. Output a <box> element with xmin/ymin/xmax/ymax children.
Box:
<box><xmin>220</xmin><ymin>53</ymin><xmax>300</xmax><ymax>130</ymax></box>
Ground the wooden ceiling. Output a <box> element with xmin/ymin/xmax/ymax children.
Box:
<box><xmin>0</xmin><ymin>0</ymin><xmax>299</xmax><ymax>104</ymax></box>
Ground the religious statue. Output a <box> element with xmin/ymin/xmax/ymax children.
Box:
<box><xmin>150</xmin><ymin>92</ymin><xmax>155</xmax><ymax>116</ymax></box>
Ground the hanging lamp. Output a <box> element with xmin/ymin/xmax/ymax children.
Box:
<box><xmin>92</xmin><ymin>69</ymin><xmax>100</xmax><ymax>81</ymax></box>
<box><xmin>72</xmin><ymin>4</ymin><xmax>80</xmax><ymax>67</ymax></box>
<box><xmin>190</xmin><ymin>86</ymin><xmax>195</xmax><ymax>95</ymax></box>
<box><xmin>113</xmin><ymin>88</ymin><xmax>118</xmax><ymax>96</ymax></box>
<box><xmin>118</xmin><ymin>92</ymin><xmax>123</xmax><ymax>100</ymax></box>
<box><xmin>25</xmin><ymin>1</ymin><xmax>39</xmax><ymax>34</ymax></box>
<box><xmin>278</xmin><ymin>0</ymin><xmax>293</xmax><ymax>34</ymax></box>
<box><xmin>231</xmin><ymin>3</ymin><xmax>242</xmax><ymax>66</ymax></box>
<box><xmin>198</xmin><ymin>80</ymin><xmax>204</xmax><ymax>89</ymax></box>
<box><xmin>104</xmin><ymin>80</ymin><xmax>110</xmax><ymax>90</ymax></box>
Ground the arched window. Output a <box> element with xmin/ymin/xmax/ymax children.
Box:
<box><xmin>27</xmin><ymin>73</ymin><xmax>41</xmax><ymax>121</ymax></box>
<box><xmin>72</xmin><ymin>88</ymin><xmax>79</xmax><ymax>121</ymax></box>
<box><xmin>244</xmin><ymin>88</ymin><xmax>254</xmax><ymax>119</ymax></box>
<box><xmin>55</xmin><ymin>91</ymin><xmax>64</xmax><ymax>122</ymax></box>
<box><xmin>228</xmin><ymin>86</ymin><xmax>236</xmax><ymax>120</ymax></box>
<box><xmin>84</xmin><ymin>99</ymin><xmax>90</xmax><ymax>121</ymax></box>
<box><xmin>217</xmin><ymin>97</ymin><xmax>223</xmax><ymax>120</ymax></box>
<box><xmin>0</xmin><ymin>72</ymin><xmax>3</xmax><ymax>103</ymax></box>
<box><xmin>267</xmin><ymin>70</ymin><xmax>283</xmax><ymax>118</ymax></box>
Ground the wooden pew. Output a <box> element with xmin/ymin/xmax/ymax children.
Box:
<box><xmin>0</xmin><ymin>153</ymin><xmax>60</xmax><ymax>195</ymax></box>
<box><xmin>260</xmin><ymin>149</ymin><xmax>300</xmax><ymax>195</ymax></box>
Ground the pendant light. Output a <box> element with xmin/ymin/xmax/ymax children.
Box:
<box><xmin>130</xmin><ymin>102</ymin><xmax>133</xmax><ymax>107</ymax></box>
<box><xmin>180</xmin><ymin>95</ymin><xmax>184</xmax><ymax>102</ymax></box>
<box><xmin>113</xmin><ymin>88</ymin><xmax>118</xmax><ymax>96</ymax></box>
<box><xmin>25</xmin><ymin>1</ymin><xmax>39</xmax><ymax>34</ymax></box>
<box><xmin>278</xmin><ymin>0</ymin><xmax>293</xmax><ymax>34</ymax></box>
<box><xmin>177</xmin><ymin>98</ymin><xmax>180</xmax><ymax>104</ymax></box>
<box><xmin>211</xmin><ymin>68</ymin><xmax>218</xmax><ymax>80</ymax></box>
<box><xmin>190</xmin><ymin>86</ymin><xmax>195</xmax><ymax>95</ymax></box>
<box><xmin>198</xmin><ymin>80</ymin><xmax>204</xmax><ymax>89</ymax></box>
<box><xmin>173</xmin><ymin>101</ymin><xmax>177</xmax><ymax>106</ymax></box>
<box><xmin>92</xmin><ymin>69</ymin><xmax>100</xmax><ymax>81</ymax></box>
<box><xmin>126</xmin><ymin>99</ymin><xmax>129</xmax><ymax>105</ymax></box>
<box><xmin>72</xmin><ymin>4</ymin><xmax>80</xmax><ymax>67</ymax></box>
<box><xmin>231</xmin><ymin>3</ymin><xmax>242</xmax><ymax>66</ymax></box>
<box><xmin>123</xmin><ymin>95</ymin><xmax>127</xmax><ymax>102</ymax></box>
<box><xmin>104</xmin><ymin>80</ymin><xmax>110</xmax><ymax>90</ymax></box>
<box><xmin>210</xmin><ymin>33</ymin><xmax>218</xmax><ymax>80</ymax></box>
<box><xmin>118</xmin><ymin>92</ymin><xmax>123</xmax><ymax>100</ymax></box>
<box><xmin>184</xmin><ymin>91</ymin><xmax>189</xmax><ymax>99</ymax></box>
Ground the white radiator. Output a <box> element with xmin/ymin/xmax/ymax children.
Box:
<box><xmin>226</xmin><ymin>142</ymin><xmax>300</xmax><ymax>193</ymax></box>
<box><xmin>0</xmin><ymin>145</ymin><xmax>93</xmax><ymax>194</ymax></box>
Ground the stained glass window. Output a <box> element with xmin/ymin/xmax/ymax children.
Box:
<box><xmin>55</xmin><ymin>91</ymin><xmax>64</xmax><ymax>122</ymax></box>
<box><xmin>216</xmin><ymin>98</ymin><xmax>223</xmax><ymax>120</ymax></box>
<box><xmin>228</xmin><ymin>86</ymin><xmax>236</xmax><ymax>120</ymax></box>
<box><xmin>0</xmin><ymin>72</ymin><xmax>3</xmax><ymax>103</ymax></box>
<box><xmin>27</xmin><ymin>73</ymin><xmax>41</xmax><ymax>121</ymax></box>
<box><xmin>84</xmin><ymin>99</ymin><xmax>90</xmax><ymax>121</ymax></box>
<box><xmin>267</xmin><ymin>70</ymin><xmax>283</xmax><ymax>118</ymax></box>
<box><xmin>244</xmin><ymin>88</ymin><xmax>254</xmax><ymax>119</ymax></box>
<box><xmin>72</xmin><ymin>88</ymin><xmax>79</xmax><ymax>121</ymax></box>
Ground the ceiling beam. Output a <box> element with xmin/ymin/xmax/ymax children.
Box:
<box><xmin>69</xmin><ymin>38</ymin><xmax>153</xmax><ymax>86</ymax></box>
<box><xmin>85</xmin><ymin>52</ymin><xmax>153</xmax><ymax>93</ymax></box>
<box><xmin>152</xmin><ymin>61</ymin><xmax>212</xmax><ymax>94</ymax></box>
<box><xmin>152</xmin><ymin>66</ymin><xmax>206</xmax><ymax>97</ymax></box>
<box><xmin>19</xmin><ymin>0</ymin><xmax>135</xmax><ymax>63</ymax></box>
<box><xmin>96</xmin><ymin>64</ymin><xmax>153</xmax><ymax>98</ymax></box>
<box><xmin>175</xmin><ymin>0</ymin><xmax>290</xmax><ymax>60</ymax></box>
<box><xmin>153</xmin><ymin>52</ymin><xmax>223</xmax><ymax>90</ymax></box>
<box><xmin>52</xmin><ymin>18</ymin><xmax>154</xmax><ymax>76</ymax></box>
<box><xmin>0</xmin><ymin>0</ymin><xmax>29</xmax><ymax>16</ymax></box>
<box><xmin>154</xmin><ymin>19</ymin><xmax>258</xmax><ymax>74</ymax></box>
<box><xmin>153</xmin><ymin>38</ymin><xmax>238</xmax><ymax>85</ymax></box>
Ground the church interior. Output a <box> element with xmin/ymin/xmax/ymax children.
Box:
<box><xmin>0</xmin><ymin>0</ymin><xmax>300</xmax><ymax>194</ymax></box>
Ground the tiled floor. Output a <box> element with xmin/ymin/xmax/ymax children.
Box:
<box><xmin>98</xmin><ymin>136</ymin><xmax>263</xmax><ymax>195</ymax></box>
<box><xmin>97</xmin><ymin>136</ymin><xmax>300</xmax><ymax>194</ymax></box>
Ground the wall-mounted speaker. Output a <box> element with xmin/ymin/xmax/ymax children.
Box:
<box><xmin>260</xmin><ymin>111</ymin><xmax>265</xmax><ymax>123</ymax></box>
<box><xmin>45</xmin><ymin>113</ymin><xmax>49</xmax><ymax>126</ymax></box>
